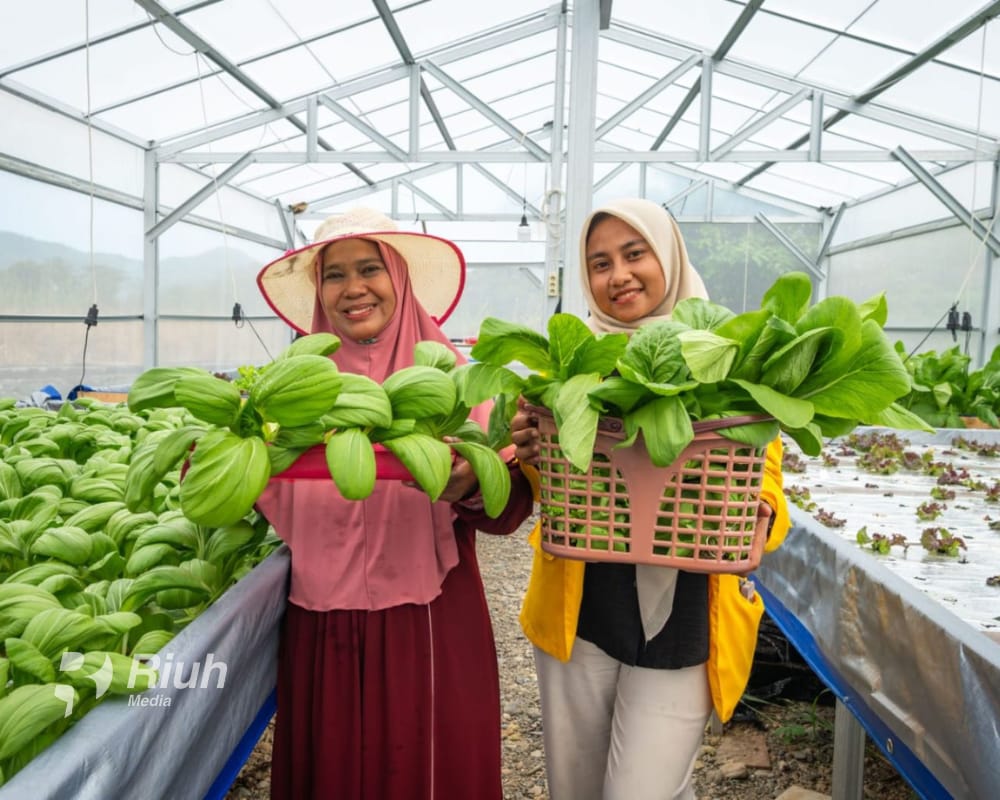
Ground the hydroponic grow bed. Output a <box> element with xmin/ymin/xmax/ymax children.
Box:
<box><xmin>755</xmin><ymin>428</ymin><xmax>1000</xmax><ymax>800</ymax></box>
<box><xmin>0</xmin><ymin>546</ymin><xmax>289</xmax><ymax>800</ymax></box>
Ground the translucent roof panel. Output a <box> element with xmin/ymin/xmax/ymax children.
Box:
<box><xmin>299</xmin><ymin>20</ymin><xmax>402</xmax><ymax>83</ymax></box>
<box><xmin>0</xmin><ymin>0</ymin><xmax>148</xmax><ymax>69</ymax></box>
<box><xmin>97</xmin><ymin>72</ymin><xmax>266</xmax><ymax>142</ymax></box>
<box><xmin>938</xmin><ymin>19</ymin><xmax>1000</xmax><ymax>74</ymax></box>
<box><xmin>612</xmin><ymin>0</ymin><xmax>741</xmax><ymax>49</ymax></box>
<box><xmin>180</xmin><ymin>0</ymin><xmax>311</xmax><ymax>62</ymax></box>
<box><xmin>724</xmin><ymin>12</ymin><xmax>837</xmax><ymax>76</ymax></box>
<box><xmin>796</xmin><ymin>36</ymin><xmax>910</xmax><ymax>95</ymax></box>
<box><xmin>9</xmin><ymin>28</ymin><xmax>205</xmax><ymax>113</ymax></box>
<box><xmin>4</xmin><ymin>0</ymin><xmax>1000</xmax><ymax>228</ymax></box>
<box><xmin>395</xmin><ymin>0</ymin><xmax>551</xmax><ymax>55</ymax></box>
<box><xmin>761</xmin><ymin>0</ymin><xmax>883</xmax><ymax>31</ymax></box>
<box><xmin>878</xmin><ymin>62</ymin><xmax>1000</xmax><ymax>137</ymax></box>
<box><xmin>848</xmin><ymin>0</ymin><xmax>988</xmax><ymax>51</ymax></box>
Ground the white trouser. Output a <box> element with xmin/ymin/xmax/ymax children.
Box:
<box><xmin>534</xmin><ymin>639</ymin><xmax>712</xmax><ymax>800</ymax></box>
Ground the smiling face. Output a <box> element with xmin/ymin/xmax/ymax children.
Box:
<box><xmin>319</xmin><ymin>238</ymin><xmax>397</xmax><ymax>342</ymax></box>
<box><xmin>585</xmin><ymin>215</ymin><xmax>667</xmax><ymax>323</ymax></box>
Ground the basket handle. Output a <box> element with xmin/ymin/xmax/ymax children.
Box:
<box><xmin>523</xmin><ymin>403</ymin><xmax>769</xmax><ymax>436</ymax></box>
<box><xmin>691</xmin><ymin>414</ymin><xmax>772</xmax><ymax>434</ymax></box>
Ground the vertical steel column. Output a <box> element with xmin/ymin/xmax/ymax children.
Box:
<box><xmin>832</xmin><ymin>699</ymin><xmax>866</xmax><ymax>800</ymax></box>
<box><xmin>543</xmin><ymin>9</ymin><xmax>568</xmax><ymax>322</ymax></box>
<box><xmin>143</xmin><ymin>149</ymin><xmax>159</xmax><ymax>369</ymax></box>
<box><xmin>980</xmin><ymin>158</ymin><xmax>1000</xmax><ymax>366</ymax></box>
<box><xmin>561</xmin><ymin>0</ymin><xmax>601</xmax><ymax>319</ymax></box>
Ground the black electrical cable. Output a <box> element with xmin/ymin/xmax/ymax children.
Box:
<box><xmin>76</xmin><ymin>304</ymin><xmax>99</xmax><ymax>396</ymax></box>
<box><xmin>905</xmin><ymin>305</ymin><xmax>954</xmax><ymax>363</ymax></box>
<box><xmin>232</xmin><ymin>302</ymin><xmax>273</xmax><ymax>361</ymax></box>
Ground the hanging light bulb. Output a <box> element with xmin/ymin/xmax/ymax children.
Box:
<box><xmin>517</xmin><ymin>198</ymin><xmax>531</xmax><ymax>241</ymax></box>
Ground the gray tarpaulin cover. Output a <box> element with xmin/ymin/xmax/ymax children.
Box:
<box><xmin>0</xmin><ymin>546</ymin><xmax>289</xmax><ymax>800</ymax></box>
<box><xmin>756</xmin><ymin>426</ymin><xmax>1000</xmax><ymax>800</ymax></box>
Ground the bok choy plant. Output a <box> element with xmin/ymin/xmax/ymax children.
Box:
<box><xmin>472</xmin><ymin>271</ymin><xmax>932</xmax><ymax>473</ymax></box>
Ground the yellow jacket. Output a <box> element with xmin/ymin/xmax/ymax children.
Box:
<box><xmin>519</xmin><ymin>437</ymin><xmax>790</xmax><ymax>723</ymax></box>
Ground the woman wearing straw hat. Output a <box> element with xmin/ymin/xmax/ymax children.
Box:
<box><xmin>510</xmin><ymin>198</ymin><xmax>790</xmax><ymax>800</ymax></box>
<box><xmin>255</xmin><ymin>207</ymin><xmax>535</xmax><ymax>800</ymax></box>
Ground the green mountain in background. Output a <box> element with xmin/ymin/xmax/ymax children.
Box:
<box><xmin>0</xmin><ymin>230</ymin><xmax>273</xmax><ymax>318</ymax></box>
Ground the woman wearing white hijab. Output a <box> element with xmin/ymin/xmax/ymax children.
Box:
<box><xmin>512</xmin><ymin>198</ymin><xmax>790</xmax><ymax>800</ymax></box>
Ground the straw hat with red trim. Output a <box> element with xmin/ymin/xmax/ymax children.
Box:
<box><xmin>257</xmin><ymin>207</ymin><xmax>466</xmax><ymax>334</ymax></box>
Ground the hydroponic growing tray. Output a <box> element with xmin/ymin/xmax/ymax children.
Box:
<box><xmin>754</xmin><ymin>427</ymin><xmax>1000</xmax><ymax>800</ymax></box>
<box><xmin>0</xmin><ymin>547</ymin><xmax>289</xmax><ymax>800</ymax></box>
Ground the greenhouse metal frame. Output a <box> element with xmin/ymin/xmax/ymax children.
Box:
<box><xmin>3</xmin><ymin>4</ymin><xmax>1000</xmax><ymax>798</ymax></box>
<box><xmin>4</xmin><ymin>1</ymin><xmax>1000</xmax><ymax>398</ymax></box>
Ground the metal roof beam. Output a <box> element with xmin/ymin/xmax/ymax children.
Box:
<box><xmin>714</xmin><ymin>0</ymin><xmax>765</xmax><ymax>59</ymax></box>
<box><xmin>755</xmin><ymin>213</ymin><xmax>826</xmax><ymax>279</ymax></box>
<box><xmin>0</xmin><ymin>152</ymin><xmax>143</xmax><ymax>209</ymax></box>
<box><xmin>468</xmin><ymin>163</ymin><xmax>542</xmax><ymax>217</ymax></box>
<box><xmin>594</xmin><ymin>162</ymin><xmax>631</xmax><ymax>193</ymax></box>
<box><xmin>891</xmin><ymin>145</ymin><xmax>1000</xmax><ymax>258</ymax></box>
<box><xmin>599</xmin><ymin>0</ymin><xmax>613</xmax><ymax>30</ymax></box>
<box><xmin>0</xmin><ymin>152</ymin><xmax>282</xmax><ymax>248</ymax></box>
<box><xmin>1</xmin><ymin>80</ymin><xmax>148</xmax><ymax>149</ymax></box>
<box><xmin>0</xmin><ymin>0</ymin><xmax>222</xmax><ymax>78</ymax></box>
<box><xmin>372</xmin><ymin>0</ymin><xmax>455</xmax><ymax>150</ymax></box>
<box><xmin>651</xmin><ymin>78</ymin><xmax>700</xmax><ymax>151</ymax></box>
<box><xmin>154</xmin><ymin>11</ymin><xmax>557</xmax><ymax>157</ymax></box>
<box><xmin>650</xmin><ymin>0</ymin><xmax>763</xmax><ymax>150</ymax></box>
<box><xmin>133</xmin><ymin>0</ymin><xmax>374</xmax><ymax>185</ymax></box>
<box><xmin>856</xmin><ymin>2</ymin><xmax>1000</xmax><ymax>105</ymax></box>
<box><xmin>162</xmin><ymin>148</ymin><xmax>994</xmax><ymax>164</ymax></box>
<box><xmin>596</xmin><ymin>54</ymin><xmax>700</xmax><ymax>140</ymax></box>
<box><xmin>317</xmin><ymin>95</ymin><xmax>408</xmax><ymax>161</ymax></box>
<box><xmin>662</xmin><ymin>178</ymin><xmax>709</xmax><ymax>212</ymax></box>
<box><xmin>399</xmin><ymin>178</ymin><xmax>457</xmax><ymax>219</ymax></box>
<box><xmin>711</xmin><ymin>88</ymin><xmax>811</xmax><ymax>159</ymax></box>
<box><xmin>421</xmin><ymin>61</ymin><xmax>549</xmax><ymax>161</ymax></box>
<box><xmin>816</xmin><ymin>202</ymin><xmax>845</xmax><ymax>262</ymax></box>
<box><xmin>734</xmin><ymin>1</ymin><xmax>1000</xmax><ymax>186</ymax></box>
<box><xmin>606</xmin><ymin>27</ymin><xmax>998</xmax><ymax>152</ymax></box>
<box><xmin>89</xmin><ymin>5</ymin><xmax>425</xmax><ymax>117</ymax></box>
<box><xmin>146</xmin><ymin>152</ymin><xmax>255</xmax><ymax>239</ymax></box>
<box><xmin>154</xmin><ymin>100</ymin><xmax>309</xmax><ymax>158</ymax></box>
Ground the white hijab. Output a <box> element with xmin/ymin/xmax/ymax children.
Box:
<box><xmin>579</xmin><ymin>198</ymin><xmax>709</xmax><ymax>641</ymax></box>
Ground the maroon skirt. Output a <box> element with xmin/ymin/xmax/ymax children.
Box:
<box><xmin>270</xmin><ymin>528</ymin><xmax>503</xmax><ymax>800</ymax></box>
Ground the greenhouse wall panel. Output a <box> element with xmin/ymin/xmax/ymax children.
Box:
<box><xmin>0</xmin><ymin>319</ymin><xmax>143</xmax><ymax>400</ymax></box>
<box><xmin>0</xmin><ymin>91</ymin><xmax>143</xmax><ymax>196</ymax></box>
<box><xmin>835</xmin><ymin>162</ymin><xmax>995</xmax><ymax>247</ymax></box>
<box><xmin>827</xmin><ymin>224</ymin><xmax>986</xmax><ymax>331</ymax></box>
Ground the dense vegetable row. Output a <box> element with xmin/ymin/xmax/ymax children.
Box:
<box><xmin>0</xmin><ymin>332</ymin><xmax>525</xmax><ymax>785</ymax></box>
<box><xmin>0</xmin><ymin>396</ymin><xmax>280</xmax><ymax>785</ymax></box>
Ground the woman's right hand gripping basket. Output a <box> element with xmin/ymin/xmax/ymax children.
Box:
<box><xmin>528</xmin><ymin>404</ymin><xmax>769</xmax><ymax>573</ymax></box>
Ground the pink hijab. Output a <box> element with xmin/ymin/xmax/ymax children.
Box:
<box><xmin>257</xmin><ymin>241</ymin><xmax>481</xmax><ymax>611</ymax></box>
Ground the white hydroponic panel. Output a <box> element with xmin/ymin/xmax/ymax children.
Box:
<box><xmin>756</xmin><ymin>427</ymin><xmax>1000</xmax><ymax>800</ymax></box>
<box><xmin>782</xmin><ymin>429</ymin><xmax>1000</xmax><ymax>633</ymax></box>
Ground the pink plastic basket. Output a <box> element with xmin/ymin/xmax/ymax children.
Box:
<box><xmin>528</xmin><ymin>405</ymin><xmax>770</xmax><ymax>573</ymax></box>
